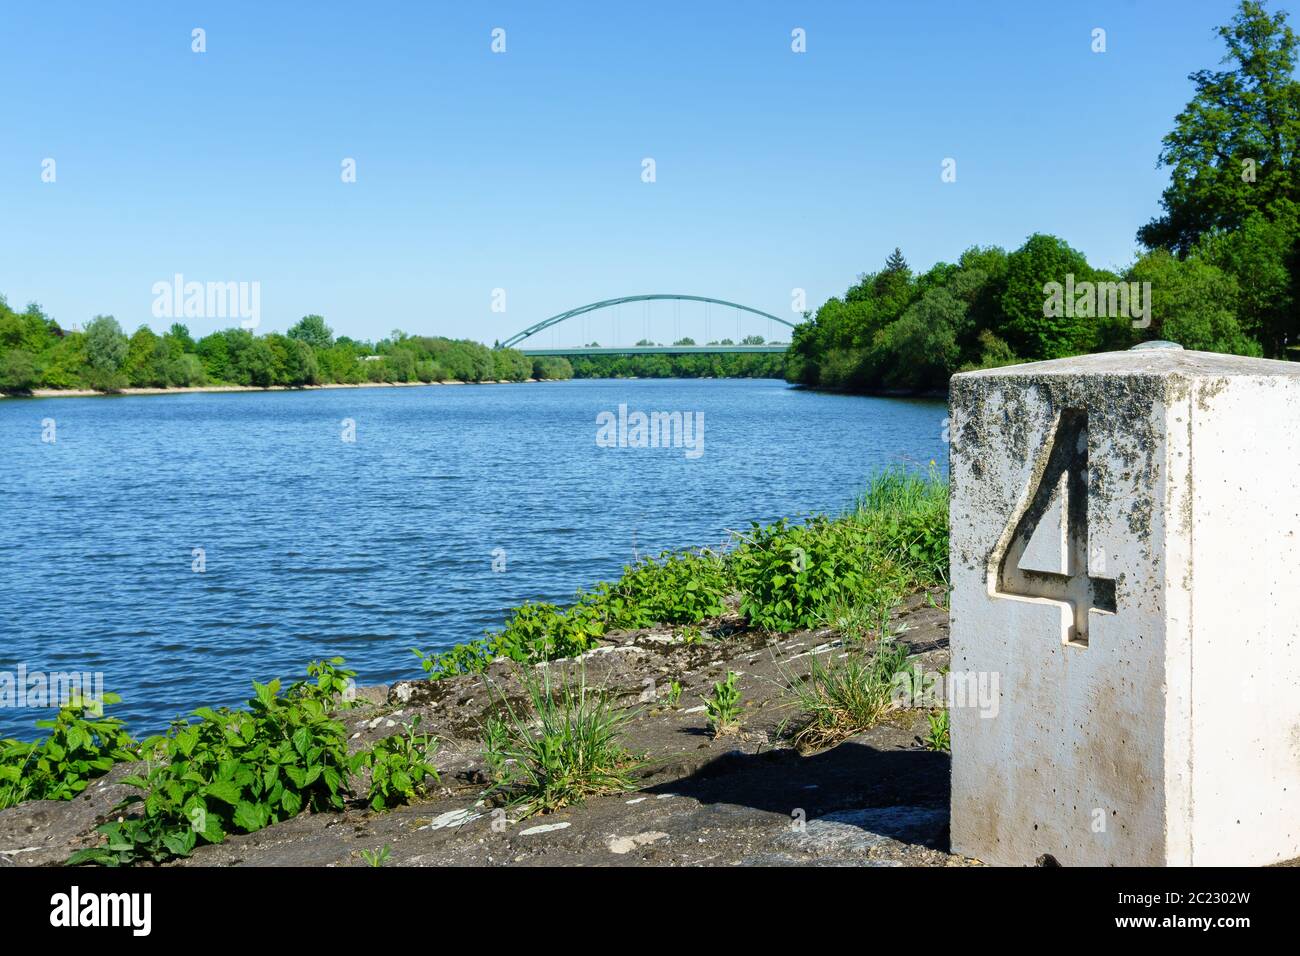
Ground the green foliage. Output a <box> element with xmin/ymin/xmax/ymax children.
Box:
<box><xmin>532</xmin><ymin>356</ymin><xmax>574</xmax><ymax>380</ymax></box>
<box><xmin>921</xmin><ymin>709</ymin><xmax>951</xmax><ymax>753</ymax></box>
<box><xmin>0</xmin><ymin>348</ymin><xmax>39</xmax><ymax>392</ymax></box>
<box><xmin>853</xmin><ymin>466</ymin><xmax>950</xmax><ymax>587</ymax></box>
<box><xmin>587</xmin><ymin>551</ymin><xmax>730</xmax><ymax>630</ymax></box>
<box><xmin>732</xmin><ymin>516</ymin><xmax>879</xmax><ymax>632</ymax></box>
<box><xmin>66</xmin><ymin>661</ymin><xmax>365</xmax><ymax>867</ymax></box>
<box><xmin>417</xmin><ymin>468</ymin><xmax>947</xmax><ymax>681</ymax></box>
<box><xmin>782</xmin><ymin>639</ymin><xmax>911</xmax><ymax>751</ymax></box>
<box><xmin>353</xmin><ymin>716</ymin><xmax>439</xmax><ymax>811</ymax></box>
<box><xmin>665</xmin><ymin>681</ymin><xmax>683</xmax><ymax>707</ymax></box>
<box><xmin>0</xmin><ymin>294</ymin><xmax>558</xmax><ymax>394</ymax></box>
<box><xmin>287</xmin><ymin>314</ymin><xmax>334</xmax><ymax>350</ymax></box>
<box><xmin>483</xmin><ymin>666</ymin><xmax>642</xmax><ymax>817</ymax></box>
<box><xmin>1139</xmin><ymin>1</ymin><xmax>1300</xmax><ymax>256</ymax></box>
<box><xmin>414</xmin><ymin>549</ymin><xmax>731</xmax><ymax>679</ymax></box>
<box><xmin>704</xmin><ymin>671</ymin><xmax>742</xmax><ymax>737</ymax></box>
<box><xmin>569</xmin><ymin>351</ymin><xmax>785</xmax><ymax>379</ymax></box>
<box><xmin>82</xmin><ymin>315</ymin><xmax>129</xmax><ymax>390</ymax></box>
<box><xmin>0</xmin><ymin>693</ymin><xmax>135</xmax><ymax>809</ymax></box>
<box><xmin>1000</xmin><ymin>233</ymin><xmax>1098</xmax><ymax>360</ymax></box>
<box><xmin>730</xmin><ymin>469</ymin><xmax>946</xmax><ymax>632</ymax></box>
<box><xmin>1194</xmin><ymin>211</ymin><xmax>1298</xmax><ymax>353</ymax></box>
<box><xmin>360</xmin><ymin>845</ymin><xmax>392</xmax><ymax>867</ymax></box>
<box><xmin>480</xmin><ymin>715</ymin><xmax>510</xmax><ymax>782</ymax></box>
<box><xmin>296</xmin><ymin>657</ymin><xmax>358</xmax><ymax>708</ymax></box>
<box><xmin>1126</xmin><ymin>249</ymin><xmax>1262</xmax><ymax>355</ymax></box>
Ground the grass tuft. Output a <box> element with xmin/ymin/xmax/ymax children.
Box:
<box><xmin>782</xmin><ymin>639</ymin><xmax>911</xmax><ymax>752</ymax></box>
<box><xmin>482</xmin><ymin>665</ymin><xmax>643</xmax><ymax>817</ymax></box>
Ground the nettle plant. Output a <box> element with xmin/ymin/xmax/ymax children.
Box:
<box><xmin>353</xmin><ymin>715</ymin><xmax>439</xmax><ymax>811</ymax></box>
<box><xmin>732</xmin><ymin>517</ymin><xmax>884</xmax><ymax>632</ymax></box>
<box><xmin>70</xmin><ymin>673</ymin><xmax>354</xmax><ymax>866</ymax></box>
<box><xmin>65</xmin><ymin>658</ymin><xmax>430</xmax><ymax>867</ymax></box>
<box><xmin>413</xmin><ymin>549</ymin><xmax>732</xmax><ymax>679</ymax></box>
<box><xmin>0</xmin><ymin>692</ymin><xmax>136</xmax><ymax>809</ymax></box>
<box><xmin>588</xmin><ymin>550</ymin><xmax>730</xmax><ymax>628</ymax></box>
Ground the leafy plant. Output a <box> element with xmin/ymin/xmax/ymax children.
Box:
<box><xmin>68</xmin><ymin>670</ymin><xmax>354</xmax><ymax>866</ymax></box>
<box><xmin>0</xmin><ymin>692</ymin><xmax>135</xmax><ymax>809</ymax></box>
<box><xmin>353</xmin><ymin>716</ymin><xmax>439</xmax><ymax>811</ymax></box>
<box><xmin>782</xmin><ymin>639</ymin><xmax>911</xmax><ymax>751</ymax></box>
<box><xmin>295</xmin><ymin>657</ymin><xmax>358</xmax><ymax>708</ymax></box>
<box><xmin>922</xmin><ymin>709</ymin><xmax>950</xmax><ymax>753</ymax></box>
<box><xmin>360</xmin><ymin>845</ymin><xmax>391</xmax><ymax>867</ymax></box>
<box><xmin>480</xmin><ymin>715</ymin><xmax>510</xmax><ymax>782</ymax></box>
<box><xmin>705</xmin><ymin>672</ymin><xmax>742</xmax><ymax>737</ymax></box>
<box><xmin>412</xmin><ymin>549</ymin><xmax>732</xmax><ymax>680</ymax></box>
<box><xmin>483</xmin><ymin>666</ymin><xmax>642</xmax><ymax>817</ymax></box>
<box><xmin>665</xmin><ymin>681</ymin><xmax>683</xmax><ymax>707</ymax></box>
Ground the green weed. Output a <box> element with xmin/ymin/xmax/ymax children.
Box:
<box><xmin>360</xmin><ymin>845</ymin><xmax>392</xmax><ymax>867</ymax></box>
<box><xmin>705</xmin><ymin>671</ymin><xmax>742</xmax><ymax>737</ymax></box>
<box><xmin>782</xmin><ymin>639</ymin><xmax>911</xmax><ymax>751</ymax></box>
<box><xmin>922</xmin><ymin>709</ymin><xmax>951</xmax><ymax>752</ymax></box>
<box><xmin>353</xmin><ymin>715</ymin><xmax>439</xmax><ymax>811</ymax></box>
<box><xmin>482</xmin><ymin>666</ymin><xmax>642</xmax><ymax>817</ymax></box>
<box><xmin>0</xmin><ymin>692</ymin><xmax>135</xmax><ymax>809</ymax></box>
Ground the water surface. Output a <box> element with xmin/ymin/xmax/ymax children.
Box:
<box><xmin>0</xmin><ymin>378</ymin><xmax>947</xmax><ymax>736</ymax></box>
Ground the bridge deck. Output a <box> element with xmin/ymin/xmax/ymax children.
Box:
<box><xmin>520</xmin><ymin>345</ymin><xmax>787</xmax><ymax>356</ymax></box>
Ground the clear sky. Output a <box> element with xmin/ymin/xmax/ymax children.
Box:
<box><xmin>0</xmin><ymin>1</ymin><xmax>1261</xmax><ymax>345</ymax></box>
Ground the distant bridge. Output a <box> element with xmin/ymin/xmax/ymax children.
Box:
<box><xmin>498</xmin><ymin>294</ymin><xmax>796</xmax><ymax>356</ymax></box>
<box><xmin>521</xmin><ymin>344</ymin><xmax>786</xmax><ymax>356</ymax></box>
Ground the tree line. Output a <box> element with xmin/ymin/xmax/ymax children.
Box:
<box><xmin>0</xmin><ymin>306</ymin><xmax>573</xmax><ymax>393</ymax></box>
<box><xmin>788</xmin><ymin>1</ymin><xmax>1300</xmax><ymax>394</ymax></box>
<box><xmin>567</xmin><ymin>336</ymin><xmax>786</xmax><ymax>379</ymax></box>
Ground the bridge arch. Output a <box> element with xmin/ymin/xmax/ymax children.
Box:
<box><xmin>498</xmin><ymin>294</ymin><xmax>795</xmax><ymax>350</ymax></box>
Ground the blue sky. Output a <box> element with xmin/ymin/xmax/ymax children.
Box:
<box><xmin>0</xmin><ymin>1</ymin><xmax>1265</xmax><ymax>345</ymax></box>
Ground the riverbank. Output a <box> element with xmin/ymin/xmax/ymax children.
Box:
<box><xmin>1</xmin><ymin>590</ymin><xmax>965</xmax><ymax>867</ymax></box>
<box><xmin>0</xmin><ymin>470</ymin><xmax>960</xmax><ymax>866</ymax></box>
<box><xmin>0</xmin><ymin>378</ymin><xmax>560</xmax><ymax>400</ymax></box>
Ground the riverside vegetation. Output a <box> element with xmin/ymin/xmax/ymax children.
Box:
<box><xmin>0</xmin><ymin>307</ymin><xmax>574</xmax><ymax>395</ymax></box>
<box><xmin>788</xmin><ymin>1</ymin><xmax>1300</xmax><ymax>394</ymax></box>
<box><xmin>0</xmin><ymin>467</ymin><xmax>948</xmax><ymax>865</ymax></box>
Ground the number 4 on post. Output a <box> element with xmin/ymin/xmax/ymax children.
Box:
<box><xmin>988</xmin><ymin>408</ymin><xmax>1116</xmax><ymax>647</ymax></box>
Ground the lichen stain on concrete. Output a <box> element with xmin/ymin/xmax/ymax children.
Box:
<box><xmin>953</xmin><ymin>372</ymin><xmax>1165</xmax><ymax>570</ymax></box>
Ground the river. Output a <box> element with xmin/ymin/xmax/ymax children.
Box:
<box><xmin>0</xmin><ymin>378</ymin><xmax>947</xmax><ymax>737</ymax></box>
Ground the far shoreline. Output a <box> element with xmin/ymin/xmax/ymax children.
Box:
<box><xmin>0</xmin><ymin>378</ymin><xmax>562</xmax><ymax>401</ymax></box>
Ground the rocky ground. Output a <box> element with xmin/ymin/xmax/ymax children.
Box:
<box><xmin>0</xmin><ymin>592</ymin><xmax>973</xmax><ymax>867</ymax></box>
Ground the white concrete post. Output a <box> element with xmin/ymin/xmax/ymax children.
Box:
<box><xmin>949</xmin><ymin>345</ymin><xmax>1300</xmax><ymax>866</ymax></box>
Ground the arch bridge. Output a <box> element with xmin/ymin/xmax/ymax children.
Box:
<box><xmin>498</xmin><ymin>294</ymin><xmax>795</xmax><ymax>355</ymax></box>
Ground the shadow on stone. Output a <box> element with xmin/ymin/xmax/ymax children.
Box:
<box><xmin>643</xmin><ymin>740</ymin><xmax>952</xmax><ymax>853</ymax></box>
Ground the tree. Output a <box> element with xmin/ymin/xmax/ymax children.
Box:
<box><xmin>1139</xmin><ymin>1</ymin><xmax>1300</xmax><ymax>254</ymax></box>
<box><xmin>83</xmin><ymin>315</ymin><xmax>128</xmax><ymax>390</ymax></box>
<box><xmin>125</xmin><ymin>326</ymin><xmax>167</xmax><ymax>387</ymax></box>
<box><xmin>875</xmin><ymin>287</ymin><xmax>965</xmax><ymax>391</ymax></box>
<box><xmin>999</xmin><ymin>234</ymin><xmax>1095</xmax><ymax>360</ymax></box>
<box><xmin>1194</xmin><ymin>210</ymin><xmax>1299</xmax><ymax>352</ymax></box>
<box><xmin>884</xmin><ymin>247</ymin><xmax>909</xmax><ymax>273</ymax></box>
<box><xmin>287</xmin><ymin>314</ymin><xmax>334</xmax><ymax>350</ymax></box>
<box><xmin>0</xmin><ymin>349</ymin><xmax>39</xmax><ymax>392</ymax></box>
<box><xmin>1127</xmin><ymin>249</ymin><xmax>1262</xmax><ymax>355</ymax></box>
<box><xmin>241</xmin><ymin>337</ymin><xmax>277</xmax><ymax>387</ymax></box>
<box><xmin>167</xmin><ymin>323</ymin><xmax>195</xmax><ymax>351</ymax></box>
